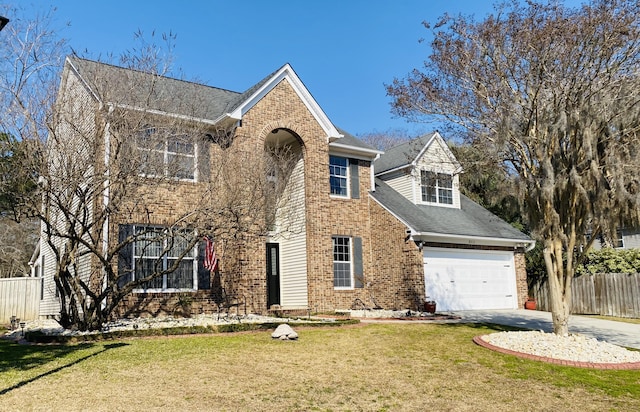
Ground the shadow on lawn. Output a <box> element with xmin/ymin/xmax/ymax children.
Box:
<box><xmin>0</xmin><ymin>341</ymin><xmax>127</xmax><ymax>395</ymax></box>
<box><xmin>436</xmin><ymin>321</ymin><xmax>528</xmax><ymax>333</ymax></box>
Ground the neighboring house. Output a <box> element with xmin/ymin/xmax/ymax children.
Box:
<box><xmin>35</xmin><ymin>57</ymin><xmax>533</xmax><ymax>320</ymax></box>
<box><xmin>590</xmin><ymin>228</ymin><xmax>640</xmax><ymax>250</ymax></box>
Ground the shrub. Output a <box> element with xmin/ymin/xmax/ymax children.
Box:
<box><xmin>576</xmin><ymin>248</ymin><xmax>640</xmax><ymax>275</ymax></box>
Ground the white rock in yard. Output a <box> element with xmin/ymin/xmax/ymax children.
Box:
<box><xmin>272</xmin><ymin>324</ymin><xmax>298</xmax><ymax>340</ymax></box>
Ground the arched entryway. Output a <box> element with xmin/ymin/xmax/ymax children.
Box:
<box><xmin>263</xmin><ymin>128</ymin><xmax>307</xmax><ymax>309</ymax></box>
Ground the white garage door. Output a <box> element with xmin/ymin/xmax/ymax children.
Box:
<box><xmin>423</xmin><ymin>247</ymin><xmax>517</xmax><ymax>311</ymax></box>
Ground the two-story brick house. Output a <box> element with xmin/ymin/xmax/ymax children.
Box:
<box><xmin>35</xmin><ymin>57</ymin><xmax>533</xmax><ymax>320</ymax></box>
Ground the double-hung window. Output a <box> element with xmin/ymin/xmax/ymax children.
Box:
<box><xmin>421</xmin><ymin>171</ymin><xmax>453</xmax><ymax>205</ymax></box>
<box><xmin>132</xmin><ymin>226</ymin><xmax>196</xmax><ymax>291</ymax></box>
<box><xmin>332</xmin><ymin>236</ymin><xmax>364</xmax><ymax>289</ymax></box>
<box><xmin>329</xmin><ymin>156</ymin><xmax>349</xmax><ymax>197</ymax></box>
<box><xmin>333</xmin><ymin>236</ymin><xmax>352</xmax><ymax>288</ymax></box>
<box><xmin>136</xmin><ymin>127</ymin><xmax>196</xmax><ymax>181</ymax></box>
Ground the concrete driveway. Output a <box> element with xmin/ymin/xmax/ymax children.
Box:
<box><xmin>451</xmin><ymin>309</ymin><xmax>640</xmax><ymax>349</ymax></box>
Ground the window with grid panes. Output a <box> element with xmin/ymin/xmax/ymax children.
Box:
<box><xmin>333</xmin><ymin>236</ymin><xmax>352</xmax><ymax>288</ymax></box>
<box><xmin>421</xmin><ymin>170</ymin><xmax>453</xmax><ymax>205</ymax></box>
<box><xmin>132</xmin><ymin>226</ymin><xmax>196</xmax><ymax>291</ymax></box>
<box><xmin>329</xmin><ymin>156</ymin><xmax>348</xmax><ymax>197</ymax></box>
<box><xmin>136</xmin><ymin>127</ymin><xmax>196</xmax><ymax>181</ymax></box>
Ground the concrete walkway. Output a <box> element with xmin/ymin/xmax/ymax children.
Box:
<box><xmin>451</xmin><ymin>309</ymin><xmax>640</xmax><ymax>349</ymax></box>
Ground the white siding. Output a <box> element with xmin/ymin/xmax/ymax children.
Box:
<box><xmin>40</xmin><ymin>65</ymin><xmax>98</xmax><ymax>319</ymax></box>
<box><xmin>279</xmin><ymin>233</ymin><xmax>308</xmax><ymax>308</ymax></box>
<box><xmin>382</xmin><ymin>170</ymin><xmax>414</xmax><ymax>202</ymax></box>
<box><xmin>39</xmin><ymin>235</ymin><xmax>61</xmax><ymax>318</ymax></box>
<box><xmin>622</xmin><ymin>230</ymin><xmax>640</xmax><ymax>249</ymax></box>
<box><xmin>269</xmin><ymin>149</ymin><xmax>308</xmax><ymax>308</ymax></box>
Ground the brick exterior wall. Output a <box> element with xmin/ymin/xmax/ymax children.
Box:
<box><xmin>104</xmin><ymin>76</ymin><xmax>528</xmax><ymax>318</ymax></box>
<box><xmin>369</xmin><ymin>199</ymin><xmax>426</xmax><ymax>310</ymax></box>
<box><xmin>514</xmin><ymin>250</ymin><xmax>528</xmax><ymax>309</ymax></box>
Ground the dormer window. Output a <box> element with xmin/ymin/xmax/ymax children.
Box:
<box><xmin>421</xmin><ymin>171</ymin><xmax>453</xmax><ymax>205</ymax></box>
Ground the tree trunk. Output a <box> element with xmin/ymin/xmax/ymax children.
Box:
<box><xmin>543</xmin><ymin>239</ymin><xmax>572</xmax><ymax>336</ymax></box>
<box><xmin>549</xmin><ymin>291</ymin><xmax>570</xmax><ymax>336</ymax></box>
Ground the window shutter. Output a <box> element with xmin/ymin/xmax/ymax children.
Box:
<box><xmin>353</xmin><ymin>236</ymin><xmax>364</xmax><ymax>288</ymax></box>
<box><xmin>197</xmin><ymin>137</ymin><xmax>210</xmax><ymax>183</ymax></box>
<box><xmin>197</xmin><ymin>240</ymin><xmax>211</xmax><ymax>290</ymax></box>
<box><xmin>350</xmin><ymin>159</ymin><xmax>360</xmax><ymax>199</ymax></box>
<box><xmin>117</xmin><ymin>225</ymin><xmax>133</xmax><ymax>288</ymax></box>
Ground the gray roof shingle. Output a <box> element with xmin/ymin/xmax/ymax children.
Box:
<box><xmin>371</xmin><ymin>178</ymin><xmax>531</xmax><ymax>241</ymax></box>
<box><xmin>373</xmin><ymin>132</ymin><xmax>437</xmax><ymax>174</ymax></box>
<box><xmin>69</xmin><ymin>56</ymin><xmax>243</xmax><ymax>121</ymax></box>
<box><xmin>334</xmin><ymin>128</ymin><xmax>381</xmax><ymax>153</ymax></box>
<box><xmin>69</xmin><ymin>57</ymin><xmax>376</xmax><ymax>153</ymax></box>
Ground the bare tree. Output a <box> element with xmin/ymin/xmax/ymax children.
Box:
<box><xmin>387</xmin><ymin>0</ymin><xmax>640</xmax><ymax>335</ymax></box>
<box><xmin>0</xmin><ymin>217</ymin><xmax>39</xmax><ymax>277</ymax></box>
<box><xmin>1</xmin><ymin>7</ymin><xmax>296</xmax><ymax>331</ymax></box>
<box><xmin>357</xmin><ymin>128</ymin><xmax>415</xmax><ymax>151</ymax></box>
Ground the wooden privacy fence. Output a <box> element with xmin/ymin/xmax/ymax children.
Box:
<box><xmin>531</xmin><ymin>273</ymin><xmax>640</xmax><ymax>318</ymax></box>
<box><xmin>0</xmin><ymin>277</ymin><xmax>41</xmax><ymax>323</ymax></box>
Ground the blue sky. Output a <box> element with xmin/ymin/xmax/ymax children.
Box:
<box><xmin>21</xmin><ymin>1</ymin><xmax>580</xmax><ymax>137</ymax></box>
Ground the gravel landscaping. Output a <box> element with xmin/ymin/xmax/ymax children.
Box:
<box><xmin>481</xmin><ymin>330</ymin><xmax>640</xmax><ymax>364</ymax></box>
<box><xmin>2</xmin><ymin>313</ymin><xmax>310</xmax><ymax>340</ymax></box>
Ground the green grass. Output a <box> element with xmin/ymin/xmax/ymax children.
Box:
<box><xmin>590</xmin><ymin>315</ymin><xmax>640</xmax><ymax>325</ymax></box>
<box><xmin>1</xmin><ymin>322</ymin><xmax>639</xmax><ymax>411</ymax></box>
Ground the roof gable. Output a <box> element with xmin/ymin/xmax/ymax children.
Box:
<box><xmin>66</xmin><ymin>58</ymin><xmax>342</xmax><ymax>139</ymax></box>
<box><xmin>374</xmin><ymin>132</ymin><xmax>461</xmax><ymax>176</ymax></box>
<box><xmin>226</xmin><ymin>64</ymin><xmax>341</xmax><ymax>140</ymax></box>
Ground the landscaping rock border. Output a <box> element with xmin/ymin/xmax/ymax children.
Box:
<box><xmin>474</xmin><ymin>332</ymin><xmax>640</xmax><ymax>370</ymax></box>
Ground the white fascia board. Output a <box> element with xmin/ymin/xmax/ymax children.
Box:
<box><xmin>414</xmin><ymin>231</ymin><xmax>536</xmax><ymax>250</ymax></box>
<box><xmin>416</xmin><ymin>132</ymin><xmax>462</xmax><ymax>172</ymax></box>
<box><xmin>29</xmin><ymin>240</ymin><xmax>41</xmax><ymax>266</ymax></box>
<box><xmin>227</xmin><ymin>64</ymin><xmax>342</xmax><ymax>140</ymax></box>
<box><xmin>66</xmin><ymin>57</ymin><xmax>102</xmax><ymax>103</ymax></box>
<box><xmin>414</xmin><ymin>132</ymin><xmax>438</xmax><ymax>164</ymax></box>
<box><xmin>329</xmin><ymin>142</ymin><xmax>383</xmax><ymax>160</ymax></box>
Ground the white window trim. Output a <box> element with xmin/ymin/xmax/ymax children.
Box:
<box><xmin>329</xmin><ymin>155</ymin><xmax>350</xmax><ymax>199</ymax></box>
<box><xmin>131</xmin><ymin>225</ymin><xmax>198</xmax><ymax>293</ymax></box>
<box><xmin>419</xmin><ymin>170</ymin><xmax>454</xmax><ymax>206</ymax></box>
<box><xmin>333</xmin><ymin>236</ymin><xmax>354</xmax><ymax>290</ymax></box>
<box><xmin>137</xmin><ymin>128</ymin><xmax>198</xmax><ymax>182</ymax></box>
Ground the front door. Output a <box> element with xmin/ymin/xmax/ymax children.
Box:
<box><xmin>266</xmin><ymin>243</ymin><xmax>280</xmax><ymax>307</ymax></box>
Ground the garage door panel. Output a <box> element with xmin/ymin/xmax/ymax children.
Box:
<box><xmin>423</xmin><ymin>247</ymin><xmax>517</xmax><ymax>311</ymax></box>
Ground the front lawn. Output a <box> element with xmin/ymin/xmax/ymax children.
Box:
<box><xmin>1</xmin><ymin>323</ymin><xmax>638</xmax><ymax>411</ymax></box>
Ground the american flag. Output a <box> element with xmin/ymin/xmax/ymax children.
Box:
<box><xmin>203</xmin><ymin>236</ymin><xmax>218</xmax><ymax>272</ymax></box>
